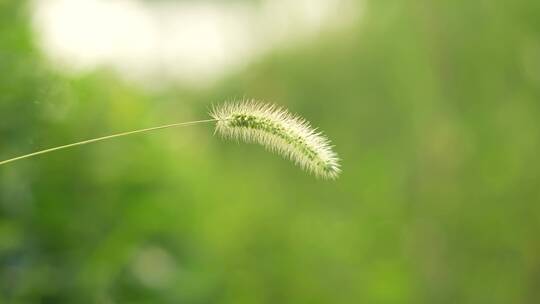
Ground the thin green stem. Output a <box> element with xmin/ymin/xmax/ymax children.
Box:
<box><xmin>0</xmin><ymin>119</ymin><xmax>216</xmax><ymax>166</ymax></box>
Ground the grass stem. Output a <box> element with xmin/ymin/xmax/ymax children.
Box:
<box><xmin>0</xmin><ymin>119</ymin><xmax>216</xmax><ymax>166</ymax></box>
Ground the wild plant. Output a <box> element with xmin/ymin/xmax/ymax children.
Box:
<box><xmin>1</xmin><ymin>100</ymin><xmax>340</xmax><ymax>179</ymax></box>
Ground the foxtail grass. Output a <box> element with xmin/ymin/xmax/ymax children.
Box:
<box><xmin>1</xmin><ymin>100</ymin><xmax>341</xmax><ymax>179</ymax></box>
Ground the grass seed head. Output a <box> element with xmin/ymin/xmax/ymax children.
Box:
<box><xmin>210</xmin><ymin>100</ymin><xmax>341</xmax><ymax>179</ymax></box>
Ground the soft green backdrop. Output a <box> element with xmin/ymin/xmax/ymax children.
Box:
<box><xmin>1</xmin><ymin>0</ymin><xmax>540</xmax><ymax>303</ymax></box>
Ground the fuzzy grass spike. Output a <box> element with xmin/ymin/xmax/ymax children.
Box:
<box><xmin>211</xmin><ymin>101</ymin><xmax>340</xmax><ymax>179</ymax></box>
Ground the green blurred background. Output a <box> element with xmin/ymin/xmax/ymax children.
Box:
<box><xmin>1</xmin><ymin>0</ymin><xmax>540</xmax><ymax>303</ymax></box>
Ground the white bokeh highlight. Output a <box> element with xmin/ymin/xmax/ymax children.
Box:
<box><xmin>32</xmin><ymin>0</ymin><xmax>359</xmax><ymax>86</ymax></box>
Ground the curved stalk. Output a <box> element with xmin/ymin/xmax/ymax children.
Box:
<box><xmin>0</xmin><ymin>119</ymin><xmax>216</xmax><ymax>166</ymax></box>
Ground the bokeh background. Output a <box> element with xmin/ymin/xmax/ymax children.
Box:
<box><xmin>1</xmin><ymin>0</ymin><xmax>540</xmax><ymax>303</ymax></box>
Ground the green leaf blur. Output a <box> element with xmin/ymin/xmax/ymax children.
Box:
<box><xmin>1</xmin><ymin>0</ymin><xmax>539</xmax><ymax>303</ymax></box>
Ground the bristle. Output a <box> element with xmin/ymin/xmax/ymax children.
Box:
<box><xmin>210</xmin><ymin>100</ymin><xmax>341</xmax><ymax>179</ymax></box>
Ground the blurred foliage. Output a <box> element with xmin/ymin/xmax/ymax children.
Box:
<box><xmin>1</xmin><ymin>0</ymin><xmax>540</xmax><ymax>303</ymax></box>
